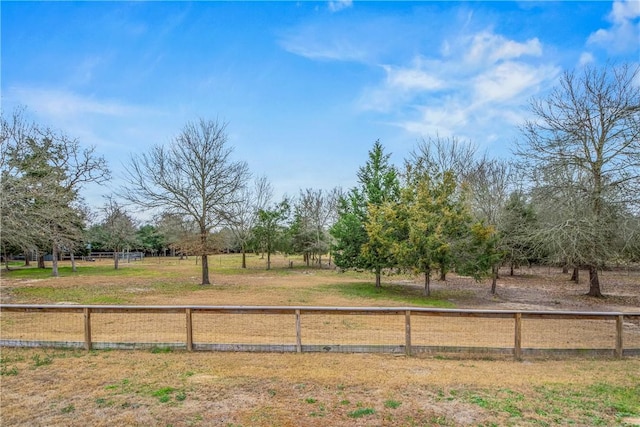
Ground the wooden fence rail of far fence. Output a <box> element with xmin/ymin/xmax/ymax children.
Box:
<box><xmin>1</xmin><ymin>305</ymin><xmax>639</xmax><ymax>360</ymax></box>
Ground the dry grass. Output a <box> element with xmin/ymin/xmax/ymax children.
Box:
<box><xmin>1</xmin><ymin>255</ymin><xmax>640</xmax><ymax>426</ymax></box>
<box><xmin>1</xmin><ymin>348</ymin><xmax>639</xmax><ymax>426</ymax></box>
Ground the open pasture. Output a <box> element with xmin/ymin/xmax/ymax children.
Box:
<box><xmin>1</xmin><ymin>254</ymin><xmax>639</xmax><ymax>426</ymax></box>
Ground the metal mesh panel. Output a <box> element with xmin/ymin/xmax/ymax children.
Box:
<box><xmin>0</xmin><ymin>311</ymin><xmax>83</xmax><ymax>344</ymax></box>
<box><xmin>91</xmin><ymin>312</ymin><xmax>185</xmax><ymax>345</ymax></box>
<box><xmin>522</xmin><ymin>318</ymin><xmax>615</xmax><ymax>349</ymax></box>
<box><xmin>411</xmin><ymin>315</ymin><xmax>514</xmax><ymax>348</ymax></box>
<box><xmin>192</xmin><ymin>313</ymin><xmax>296</xmax><ymax>345</ymax></box>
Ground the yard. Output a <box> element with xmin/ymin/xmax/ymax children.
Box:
<box><xmin>1</xmin><ymin>255</ymin><xmax>639</xmax><ymax>426</ymax></box>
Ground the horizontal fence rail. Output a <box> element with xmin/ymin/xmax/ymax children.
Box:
<box><xmin>1</xmin><ymin>304</ymin><xmax>639</xmax><ymax>359</ymax></box>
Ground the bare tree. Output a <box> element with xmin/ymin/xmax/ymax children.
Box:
<box><xmin>99</xmin><ymin>198</ymin><xmax>138</xmax><ymax>270</ymax></box>
<box><xmin>292</xmin><ymin>187</ymin><xmax>342</xmax><ymax>267</ymax></box>
<box><xmin>517</xmin><ymin>63</ymin><xmax>640</xmax><ymax>297</ymax></box>
<box><xmin>121</xmin><ymin>118</ymin><xmax>249</xmax><ymax>285</ymax></box>
<box><xmin>466</xmin><ymin>158</ymin><xmax>517</xmax><ymax>292</ymax></box>
<box><xmin>410</xmin><ymin>135</ymin><xmax>482</xmax><ymax>187</ymax></box>
<box><xmin>227</xmin><ymin>176</ymin><xmax>272</xmax><ymax>268</ymax></box>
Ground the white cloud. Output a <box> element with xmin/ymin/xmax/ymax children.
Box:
<box><xmin>610</xmin><ymin>0</ymin><xmax>640</xmax><ymax>23</ymax></box>
<box><xmin>328</xmin><ymin>0</ymin><xmax>352</xmax><ymax>13</ymax></box>
<box><xmin>473</xmin><ymin>61</ymin><xmax>552</xmax><ymax>104</ymax></box>
<box><xmin>465</xmin><ymin>31</ymin><xmax>542</xmax><ymax>65</ymax></box>
<box><xmin>383</xmin><ymin>64</ymin><xmax>445</xmax><ymax>91</ymax></box>
<box><xmin>358</xmin><ymin>63</ymin><xmax>445</xmax><ymax>112</ymax></box>
<box><xmin>358</xmin><ymin>29</ymin><xmax>560</xmax><ymax>147</ymax></box>
<box><xmin>579</xmin><ymin>52</ymin><xmax>595</xmax><ymax>66</ymax></box>
<box><xmin>587</xmin><ymin>0</ymin><xmax>640</xmax><ymax>54</ymax></box>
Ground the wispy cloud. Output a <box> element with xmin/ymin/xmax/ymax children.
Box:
<box><xmin>3</xmin><ymin>85</ymin><xmax>170</xmax><ymax>159</ymax></box>
<box><xmin>7</xmin><ymin>86</ymin><xmax>146</xmax><ymax>120</ymax></box>
<box><xmin>280</xmin><ymin>33</ymin><xmax>368</xmax><ymax>62</ymax></box>
<box><xmin>587</xmin><ymin>0</ymin><xmax>640</xmax><ymax>54</ymax></box>
<box><xmin>465</xmin><ymin>31</ymin><xmax>542</xmax><ymax>65</ymax></box>
<box><xmin>328</xmin><ymin>0</ymin><xmax>352</xmax><ymax>13</ymax></box>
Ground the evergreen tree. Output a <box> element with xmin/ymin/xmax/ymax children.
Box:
<box><xmin>330</xmin><ymin>140</ymin><xmax>400</xmax><ymax>287</ymax></box>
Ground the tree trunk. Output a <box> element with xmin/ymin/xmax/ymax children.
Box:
<box><xmin>38</xmin><ymin>252</ymin><xmax>45</xmax><ymax>269</ymax></box>
<box><xmin>562</xmin><ymin>264</ymin><xmax>568</xmax><ymax>274</ymax></box>
<box><xmin>490</xmin><ymin>265</ymin><xmax>498</xmax><ymax>295</ymax></box>
<box><xmin>201</xmin><ymin>254</ymin><xmax>210</xmax><ymax>284</ymax></box>
<box><xmin>4</xmin><ymin>249</ymin><xmax>10</xmax><ymax>271</ymax></box>
<box><xmin>266</xmin><ymin>251</ymin><xmax>271</xmax><ymax>270</ymax></box>
<box><xmin>571</xmin><ymin>267</ymin><xmax>579</xmax><ymax>283</ymax></box>
<box><xmin>375</xmin><ymin>269</ymin><xmax>381</xmax><ymax>288</ymax></box>
<box><xmin>439</xmin><ymin>267</ymin><xmax>446</xmax><ymax>281</ymax></box>
<box><xmin>424</xmin><ymin>270</ymin><xmax>431</xmax><ymax>297</ymax></box>
<box><xmin>51</xmin><ymin>243</ymin><xmax>59</xmax><ymax>277</ymax></box>
<box><xmin>70</xmin><ymin>252</ymin><xmax>77</xmax><ymax>272</ymax></box>
<box><xmin>24</xmin><ymin>251</ymin><xmax>30</xmax><ymax>266</ymax></box>
<box><xmin>587</xmin><ymin>265</ymin><xmax>602</xmax><ymax>297</ymax></box>
<box><xmin>510</xmin><ymin>262</ymin><xmax>514</xmax><ymax>276</ymax></box>
<box><xmin>241</xmin><ymin>249</ymin><xmax>247</xmax><ymax>269</ymax></box>
<box><xmin>114</xmin><ymin>251</ymin><xmax>119</xmax><ymax>270</ymax></box>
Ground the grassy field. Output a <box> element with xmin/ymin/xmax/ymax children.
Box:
<box><xmin>1</xmin><ymin>254</ymin><xmax>639</xmax><ymax>426</ymax></box>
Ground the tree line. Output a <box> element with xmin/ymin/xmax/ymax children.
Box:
<box><xmin>1</xmin><ymin>63</ymin><xmax>639</xmax><ymax>297</ymax></box>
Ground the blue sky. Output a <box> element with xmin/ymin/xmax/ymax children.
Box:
<box><xmin>2</xmin><ymin>1</ymin><xmax>639</xmax><ymax>215</ymax></box>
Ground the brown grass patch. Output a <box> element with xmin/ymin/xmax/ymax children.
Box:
<box><xmin>2</xmin><ymin>348</ymin><xmax>639</xmax><ymax>426</ymax></box>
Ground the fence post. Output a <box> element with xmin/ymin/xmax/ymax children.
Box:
<box><xmin>83</xmin><ymin>307</ymin><xmax>92</xmax><ymax>351</ymax></box>
<box><xmin>616</xmin><ymin>315</ymin><xmax>623</xmax><ymax>359</ymax></box>
<box><xmin>186</xmin><ymin>308</ymin><xmax>193</xmax><ymax>352</ymax></box>
<box><xmin>405</xmin><ymin>310</ymin><xmax>412</xmax><ymax>356</ymax></box>
<box><xmin>295</xmin><ymin>309</ymin><xmax>302</xmax><ymax>353</ymax></box>
<box><xmin>514</xmin><ymin>312</ymin><xmax>522</xmax><ymax>361</ymax></box>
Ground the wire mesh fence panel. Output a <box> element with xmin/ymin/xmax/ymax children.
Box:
<box><xmin>2</xmin><ymin>305</ymin><xmax>639</xmax><ymax>357</ymax></box>
<box><xmin>91</xmin><ymin>312</ymin><xmax>186</xmax><ymax>346</ymax></box>
<box><xmin>410</xmin><ymin>316</ymin><xmax>514</xmax><ymax>349</ymax></box>
<box><xmin>192</xmin><ymin>313</ymin><xmax>296</xmax><ymax>345</ymax></box>
<box><xmin>0</xmin><ymin>311</ymin><xmax>83</xmax><ymax>344</ymax></box>
<box><xmin>623</xmin><ymin>316</ymin><xmax>640</xmax><ymax>350</ymax></box>
<box><xmin>522</xmin><ymin>318</ymin><xmax>616</xmax><ymax>349</ymax></box>
<box><xmin>300</xmin><ymin>313</ymin><xmax>405</xmax><ymax>352</ymax></box>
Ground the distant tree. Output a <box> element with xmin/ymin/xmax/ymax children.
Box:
<box><xmin>466</xmin><ymin>158</ymin><xmax>519</xmax><ymax>291</ymax></box>
<box><xmin>100</xmin><ymin>198</ymin><xmax>138</xmax><ymax>270</ymax></box>
<box><xmin>121</xmin><ymin>118</ymin><xmax>249</xmax><ymax>284</ymax></box>
<box><xmin>498</xmin><ymin>191</ymin><xmax>538</xmax><ymax>276</ymax></box>
<box><xmin>227</xmin><ymin>176</ymin><xmax>273</xmax><ymax>268</ymax></box>
<box><xmin>517</xmin><ymin>63</ymin><xmax>640</xmax><ymax>297</ymax></box>
<box><xmin>456</xmin><ymin>221</ymin><xmax>504</xmax><ymax>294</ymax></box>
<box><xmin>331</xmin><ymin>140</ymin><xmax>400</xmax><ymax>287</ymax></box>
<box><xmin>155</xmin><ymin>212</ymin><xmax>188</xmax><ymax>257</ymax></box>
<box><xmin>292</xmin><ymin>187</ymin><xmax>341</xmax><ymax>267</ymax></box>
<box><xmin>253</xmin><ymin>199</ymin><xmax>290</xmax><ymax>270</ymax></box>
<box><xmin>137</xmin><ymin>224</ymin><xmax>165</xmax><ymax>256</ymax></box>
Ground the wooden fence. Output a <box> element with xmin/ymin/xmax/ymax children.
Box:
<box><xmin>1</xmin><ymin>304</ymin><xmax>639</xmax><ymax>360</ymax></box>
